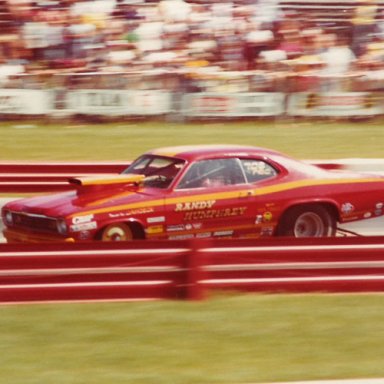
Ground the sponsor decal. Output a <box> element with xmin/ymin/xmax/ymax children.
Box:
<box><xmin>175</xmin><ymin>200</ymin><xmax>216</xmax><ymax>212</ymax></box>
<box><xmin>146</xmin><ymin>225</ymin><xmax>164</xmax><ymax>234</ymax></box>
<box><xmin>147</xmin><ymin>216</ymin><xmax>165</xmax><ymax>223</ymax></box>
<box><xmin>167</xmin><ymin>223</ymin><xmax>203</xmax><ymax>232</ymax></box>
<box><xmin>131</xmin><ymin>207</ymin><xmax>154</xmax><ymax>215</ymax></box>
<box><xmin>263</xmin><ymin>212</ymin><xmax>273</xmax><ymax>222</ymax></box>
<box><xmin>109</xmin><ymin>213</ymin><xmax>124</xmax><ymax>218</ymax></box>
<box><xmin>255</xmin><ymin>215</ymin><xmax>263</xmax><ymax>224</ymax></box>
<box><xmin>167</xmin><ymin>224</ymin><xmax>185</xmax><ymax>232</ymax></box>
<box><xmin>72</xmin><ymin>214</ymin><xmax>94</xmax><ymax>224</ymax></box>
<box><xmin>243</xmin><ymin>161</ymin><xmax>274</xmax><ymax>176</ymax></box>
<box><xmin>109</xmin><ymin>207</ymin><xmax>154</xmax><ymax>218</ymax></box>
<box><xmin>375</xmin><ymin>202</ymin><xmax>384</xmax><ymax>215</ymax></box>
<box><xmin>169</xmin><ymin>234</ymin><xmax>194</xmax><ymax>240</ymax></box>
<box><xmin>196</xmin><ymin>232</ymin><xmax>211</xmax><ymax>238</ymax></box>
<box><xmin>260</xmin><ymin>226</ymin><xmax>274</xmax><ymax>236</ymax></box>
<box><xmin>341</xmin><ymin>202</ymin><xmax>355</xmax><ymax>215</ymax></box>
<box><xmin>70</xmin><ymin>221</ymin><xmax>97</xmax><ymax>232</ymax></box>
<box><xmin>214</xmin><ymin>230</ymin><xmax>233</xmax><ymax>237</ymax></box>
<box><xmin>184</xmin><ymin>206</ymin><xmax>247</xmax><ymax>221</ymax></box>
<box><xmin>79</xmin><ymin>231</ymin><xmax>92</xmax><ymax>240</ymax></box>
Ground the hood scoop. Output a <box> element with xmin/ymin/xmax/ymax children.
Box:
<box><xmin>68</xmin><ymin>174</ymin><xmax>145</xmax><ymax>194</ymax></box>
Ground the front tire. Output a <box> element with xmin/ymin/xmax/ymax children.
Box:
<box><xmin>101</xmin><ymin>223</ymin><xmax>133</xmax><ymax>241</ymax></box>
<box><xmin>277</xmin><ymin>205</ymin><xmax>336</xmax><ymax>237</ymax></box>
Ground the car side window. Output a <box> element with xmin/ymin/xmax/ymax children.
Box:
<box><xmin>240</xmin><ymin>159</ymin><xmax>278</xmax><ymax>183</ymax></box>
<box><xmin>177</xmin><ymin>158</ymin><xmax>245</xmax><ymax>189</ymax></box>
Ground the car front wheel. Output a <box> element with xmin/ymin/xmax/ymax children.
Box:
<box><xmin>277</xmin><ymin>205</ymin><xmax>336</xmax><ymax>237</ymax></box>
<box><xmin>100</xmin><ymin>223</ymin><xmax>133</xmax><ymax>241</ymax></box>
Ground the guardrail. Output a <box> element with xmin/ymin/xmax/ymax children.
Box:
<box><xmin>1</xmin><ymin>237</ymin><xmax>384</xmax><ymax>304</ymax></box>
<box><xmin>0</xmin><ymin>162</ymin><xmax>127</xmax><ymax>193</ymax></box>
<box><xmin>2</xmin><ymin>159</ymin><xmax>384</xmax><ymax>193</ymax></box>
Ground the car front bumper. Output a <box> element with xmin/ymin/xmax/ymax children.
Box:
<box><xmin>3</xmin><ymin>228</ymin><xmax>75</xmax><ymax>243</ymax></box>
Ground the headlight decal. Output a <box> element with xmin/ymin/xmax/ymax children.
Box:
<box><xmin>4</xmin><ymin>210</ymin><xmax>14</xmax><ymax>225</ymax></box>
<box><xmin>56</xmin><ymin>219</ymin><xmax>68</xmax><ymax>235</ymax></box>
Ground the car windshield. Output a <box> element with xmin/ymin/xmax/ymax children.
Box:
<box><xmin>122</xmin><ymin>155</ymin><xmax>185</xmax><ymax>188</ymax></box>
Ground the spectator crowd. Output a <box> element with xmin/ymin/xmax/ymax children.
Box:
<box><xmin>1</xmin><ymin>0</ymin><xmax>384</xmax><ymax>92</ymax></box>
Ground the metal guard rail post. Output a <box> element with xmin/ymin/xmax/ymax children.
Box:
<box><xmin>1</xmin><ymin>237</ymin><xmax>384</xmax><ymax>304</ymax></box>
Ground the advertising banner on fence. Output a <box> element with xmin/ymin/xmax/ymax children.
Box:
<box><xmin>182</xmin><ymin>93</ymin><xmax>285</xmax><ymax>117</ymax></box>
<box><xmin>65</xmin><ymin>90</ymin><xmax>172</xmax><ymax>116</ymax></box>
<box><xmin>0</xmin><ymin>89</ymin><xmax>52</xmax><ymax>115</ymax></box>
<box><xmin>2</xmin><ymin>87</ymin><xmax>384</xmax><ymax>118</ymax></box>
<box><xmin>287</xmin><ymin>92</ymin><xmax>384</xmax><ymax>116</ymax></box>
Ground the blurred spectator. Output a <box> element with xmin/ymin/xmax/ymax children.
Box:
<box><xmin>244</xmin><ymin>28</ymin><xmax>274</xmax><ymax>70</ymax></box>
<box><xmin>320</xmin><ymin>34</ymin><xmax>355</xmax><ymax>72</ymax></box>
<box><xmin>0</xmin><ymin>59</ymin><xmax>25</xmax><ymax>86</ymax></box>
<box><xmin>248</xmin><ymin>0</ymin><xmax>282</xmax><ymax>29</ymax></box>
<box><xmin>358</xmin><ymin>40</ymin><xmax>384</xmax><ymax>70</ymax></box>
<box><xmin>350</xmin><ymin>0</ymin><xmax>378</xmax><ymax>56</ymax></box>
<box><xmin>215</xmin><ymin>26</ymin><xmax>246</xmax><ymax>71</ymax></box>
<box><xmin>157</xmin><ymin>0</ymin><xmax>192</xmax><ymax>23</ymax></box>
<box><xmin>22</xmin><ymin>15</ymin><xmax>53</xmax><ymax>61</ymax></box>
<box><xmin>276</xmin><ymin>9</ymin><xmax>300</xmax><ymax>37</ymax></box>
<box><xmin>276</xmin><ymin>31</ymin><xmax>304</xmax><ymax>59</ymax></box>
<box><xmin>319</xmin><ymin>34</ymin><xmax>356</xmax><ymax>91</ymax></box>
<box><xmin>64</xmin><ymin>15</ymin><xmax>98</xmax><ymax>59</ymax></box>
<box><xmin>133</xmin><ymin>19</ymin><xmax>164</xmax><ymax>53</ymax></box>
<box><xmin>1</xmin><ymin>0</ymin><xmax>384</xmax><ymax>96</ymax></box>
<box><xmin>112</xmin><ymin>0</ymin><xmax>143</xmax><ymax>22</ymax></box>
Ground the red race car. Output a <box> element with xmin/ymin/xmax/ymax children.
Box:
<box><xmin>2</xmin><ymin>145</ymin><xmax>384</xmax><ymax>243</ymax></box>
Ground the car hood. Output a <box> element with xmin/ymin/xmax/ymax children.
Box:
<box><xmin>5</xmin><ymin>174</ymin><xmax>162</xmax><ymax>218</ymax></box>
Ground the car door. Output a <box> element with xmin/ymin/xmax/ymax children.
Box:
<box><xmin>163</xmin><ymin>157</ymin><xmax>253</xmax><ymax>240</ymax></box>
<box><xmin>237</xmin><ymin>157</ymin><xmax>281</xmax><ymax>237</ymax></box>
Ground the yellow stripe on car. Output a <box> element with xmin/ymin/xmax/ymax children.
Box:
<box><xmin>68</xmin><ymin>177</ymin><xmax>382</xmax><ymax>218</ymax></box>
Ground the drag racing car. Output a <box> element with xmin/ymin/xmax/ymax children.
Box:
<box><xmin>2</xmin><ymin>144</ymin><xmax>384</xmax><ymax>243</ymax></box>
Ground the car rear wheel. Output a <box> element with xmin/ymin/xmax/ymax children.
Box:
<box><xmin>277</xmin><ymin>205</ymin><xmax>336</xmax><ymax>237</ymax></box>
<box><xmin>101</xmin><ymin>223</ymin><xmax>133</xmax><ymax>241</ymax></box>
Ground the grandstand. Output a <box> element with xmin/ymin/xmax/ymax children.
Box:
<box><xmin>0</xmin><ymin>0</ymin><xmax>13</xmax><ymax>33</ymax></box>
<box><xmin>0</xmin><ymin>1</ymin><xmax>383</xmax><ymax>66</ymax></box>
<box><xmin>0</xmin><ymin>0</ymin><xmax>384</xmax><ymax>120</ymax></box>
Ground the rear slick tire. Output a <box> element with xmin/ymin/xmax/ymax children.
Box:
<box><xmin>277</xmin><ymin>205</ymin><xmax>336</xmax><ymax>238</ymax></box>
